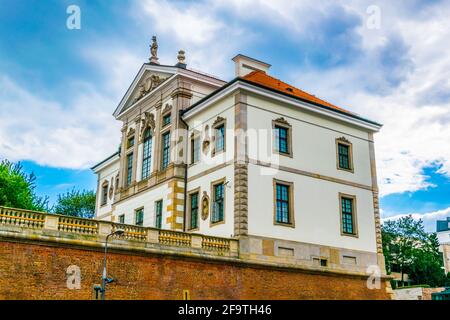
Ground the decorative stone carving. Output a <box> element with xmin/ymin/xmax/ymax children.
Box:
<box><xmin>162</xmin><ymin>103</ymin><xmax>172</xmax><ymax>115</ymax></box>
<box><xmin>274</xmin><ymin>117</ymin><xmax>290</xmax><ymax>126</ymax></box>
<box><xmin>109</xmin><ymin>177</ymin><xmax>114</xmax><ymax>200</ymax></box>
<box><xmin>337</xmin><ymin>136</ymin><xmax>351</xmax><ymax>144</ymax></box>
<box><xmin>201</xmin><ymin>192</ymin><xmax>209</xmax><ymax>221</ymax></box>
<box><xmin>212</xmin><ymin>116</ymin><xmax>226</xmax><ymax>127</ymax></box>
<box><xmin>149</xmin><ymin>35</ymin><xmax>159</xmax><ymax>64</ymax></box>
<box><xmin>140</xmin><ymin>111</ymin><xmax>156</xmax><ymax>141</ymax></box>
<box><xmin>133</xmin><ymin>74</ymin><xmax>163</xmax><ymax>103</ymax></box>
<box><xmin>127</xmin><ymin>127</ymin><xmax>135</xmax><ymax>137</ymax></box>
<box><xmin>202</xmin><ymin>125</ymin><xmax>210</xmax><ymax>155</ymax></box>
<box><xmin>177</xmin><ymin>50</ymin><xmax>186</xmax><ymax>64</ymax></box>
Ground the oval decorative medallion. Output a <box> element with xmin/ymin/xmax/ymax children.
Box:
<box><xmin>201</xmin><ymin>191</ymin><xmax>209</xmax><ymax>221</ymax></box>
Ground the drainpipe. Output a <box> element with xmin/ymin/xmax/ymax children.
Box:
<box><xmin>179</xmin><ymin>111</ymin><xmax>189</xmax><ymax>232</ymax></box>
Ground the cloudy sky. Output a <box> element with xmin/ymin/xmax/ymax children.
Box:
<box><xmin>1</xmin><ymin>0</ymin><xmax>449</xmax><ymax>231</ymax></box>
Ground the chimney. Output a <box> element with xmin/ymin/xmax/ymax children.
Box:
<box><xmin>232</xmin><ymin>54</ymin><xmax>271</xmax><ymax>77</ymax></box>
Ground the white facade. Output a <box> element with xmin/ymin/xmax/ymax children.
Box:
<box><xmin>92</xmin><ymin>47</ymin><xmax>383</xmax><ymax>273</ymax></box>
<box><xmin>437</xmin><ymin>218</ymin><xmax>450</xmax><ymax>274</ymax></box>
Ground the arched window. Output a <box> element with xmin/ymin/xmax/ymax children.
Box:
<box><xmin>141</xmin><ymin>128</ymin><xmax>153</xmax><ymax>179</ymax></box>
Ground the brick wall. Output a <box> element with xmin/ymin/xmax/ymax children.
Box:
<box><xmin>0</xmin><ymin>239</ymin><xmax>390</xmax><ymax>300</ymax></box>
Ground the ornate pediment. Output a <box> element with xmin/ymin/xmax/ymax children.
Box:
<box><xmin>336</xmin><ymin>136</ymin><xmax>351</xmax><ymax>144</ymax></box>
<box><xmin>212</xmin><ymin>116</ymin><xmax>226</xmax><ymax>127</ymax></box>
<box><xmin>131</xmin><ymin>73</ymin><xmax>165</xmax><ymax>105</ymax></box>
<box><xmin>274</xmin><ymin>117</ymin><xmax>291</xmax><ymax>127</ymax></box>
<box><xmin>114</xmin><ymin>63</ymin><xmax>177</xmax><ymax>118</ymax></box>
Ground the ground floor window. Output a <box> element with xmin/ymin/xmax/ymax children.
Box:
<box><xmin>155</xmin><ymin>200</ymin><xmax>163</xmax><ymax>229</ymax></box>
<box><xmin>135</xmin><ymin>208</ymin><xmax>144</xmax><ymax>226</ymax></box>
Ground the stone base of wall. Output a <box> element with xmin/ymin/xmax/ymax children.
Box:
<box><xmin>0</xmin><ymin>240</ymin><xmax>390</xmax><ymax>300</ymax></box>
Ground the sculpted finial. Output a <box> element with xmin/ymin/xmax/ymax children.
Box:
<box><xmin>149</xmin><ymin>35</ymin><xmax>159</xmax><ymax>64</ymax></box>
<box><xmin>176</xmin><ymin>49</ymin><xmax>187</xmax><ymax>68</ymax></box>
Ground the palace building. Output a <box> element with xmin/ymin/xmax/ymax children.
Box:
<box><xmin>92</xmin><ymin>37</ymin><xmax>385</xmax><ymax>276</ymax></box>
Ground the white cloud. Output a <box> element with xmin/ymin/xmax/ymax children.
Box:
<box><xmin>131</xmin><ymin>0</ymin><xmax>251</xmax><ymax>79</ymax></box>
<box><xmin>382</xmin><ymin>207</ymin><xmax>450</xmax><ymax>232</ymax></box>
<box><xmin>0</xmin><ymin>75</ymin><xmax>120</xmax><ymax>169</ymax></box>
<box><xmin>2</xmin><ymin>0</ymin><xmax>450</xmax><ymax>206</ymax></box>
<box><xmin>284</xmin><ymin>1</ymin><xmax>450</xmax><ymax>196</ymax></box>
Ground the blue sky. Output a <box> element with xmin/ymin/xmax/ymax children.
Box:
<box><xmin>1</xmin><ymin>0</ymin><xmax>450</xmax><ymax>231</ymax></box>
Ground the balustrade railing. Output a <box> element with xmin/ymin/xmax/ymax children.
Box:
<box><xmin>202</xmin><ymin>235</ymin><xmax>231</xmax><ymax>251</ymax></box>
<box><xmin>0</xmin><ymin>207</ymin><xmax>45</xmax><ymax>229</ymax></box>
<box><xmin>58</xmin><ymin>216</ymin><xmax>99</xmax><ymax>235</ymax></box>
<box><xmin>0</xmin><ymin>206</ymin><xmax>237</xmax><ymax>256</ymax></box>
<box><xmin>112</xmin><ymin>223</ymin><xmax>147</xmax><ymax>241</ymax></box>
<box><xmin>159</xmin><ymin>230</ymin><xmax>192</xmax><ymax>247</ymax></box>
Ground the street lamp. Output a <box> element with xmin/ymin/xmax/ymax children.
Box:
<box><xmin>101</xmin><ymin>229</ymin><xmax>124</xmax><ymax>300</ymax></box>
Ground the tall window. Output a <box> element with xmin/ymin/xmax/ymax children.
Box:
<box><xmin>215</xmin><ymin>125</ymin><xmax>225</xmax><ymax>153</ymax></box>
<box><xmin>141</xmin><ymin>128</ymin><xmax>152</xmax><ymax>179</ymax></box>
<box><xmin>135</xmin><ymin>208</ymin><xmax>144</xmax><ymax>226</ymax></box>
<box><xmin>274</xmin><ymin>125</ymin><xmax>288</xmax><ymax>154</ymax></box>
<box><xmin>118</xmin><ymin>214</ymin><xmax>125</xmax><ymax>224</ymax></box>
<box><xmin>275</xmin><ymin>183</ymin><xmax>291</xmax><ymax>224</ymax></box>
<box><xmin>336</xmin><ymin>138</ymin><xmax>353</xmax><ymax>172</ymax></box>
<box><xmin>155</xmin><ymin>200</ymin><xmax>163</xmax><ymax>229</ymax></box>
<box><xmin>189</xmin><ymin>192</ymin><xmax>199</xmax><ymax>230</ymax></box>
<box><xmin>272</xmin><ymin>118</ymin><xmax>292</xmax><ymax>157</ymax></box>
<box><xmin>126</xmin><ymin>153</ymin><xmax>133</xmax><ymax>186</ymax></box>
<box><xmin>161</xmin><ymin>131</ymin><xmax>170</xmax><ymax>169</ymax></box>
<box><xmin>212</xmin><ymin>182</ymin><xmax>224</xmax><ymax>224</ymax></box>
<box><xmin>191</xmin><ymin>136</ymin><xmax>200</xmax><ymax>164</ymax></box>
<box><xmin>101</xmin><ymin>183</ymin><xmax>108</xmax><ymax>206</ymax></box>
<box><xmin>341</xmin><ymin>196</ymin><xmax>356</xmax><ymax>235</ymax></box>
<box><xmin>338</xmin><ymin>143</ymin><xmax>350</xmax><ymax>170</ymax></box>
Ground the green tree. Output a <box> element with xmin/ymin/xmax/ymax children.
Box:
<box><xmin>382</xmin><ymin>215</ymin><xmax>446</xmax><ymax>287</ymax></box>
<box><xmin>0</xmin><ymin>160</ymin><xmax>48</xmax><ymax>211</ymax></box>
<box><xmin>53</xmin><ymin>189</ymin><xmax>96</xmax><ymax>219</ymax></box>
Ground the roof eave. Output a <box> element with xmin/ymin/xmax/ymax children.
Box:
<box><xmin>182</xmin><ymin>78</ymin><xmax>382</xmax><ymax>131</ymax></box>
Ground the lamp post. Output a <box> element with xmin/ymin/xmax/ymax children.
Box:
<box><xmin>101</xmin><ymin>229</ymin><xmax>124</xmax><ymax>300</ymax></box>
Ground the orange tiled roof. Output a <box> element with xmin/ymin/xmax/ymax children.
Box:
<box><xmin>242</xmin><ymin>70</ymin><xmax>353</xmax><ymax>115</ymax></box>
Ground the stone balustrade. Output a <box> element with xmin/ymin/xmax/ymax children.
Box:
<box><xmin>0</xmin><ymin>206</ymin><xmax>387</xmax><ymax>278</ymax></box>
<box><xmin>0</xmin><ymin>206</ymin><xmax>238</xmax><ymax>258</ymax></box>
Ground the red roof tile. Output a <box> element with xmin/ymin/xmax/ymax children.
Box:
<box><xmin>242</xmin><ymin>70</ymin><xmax>354</xmax><ymax>115</ymax></box>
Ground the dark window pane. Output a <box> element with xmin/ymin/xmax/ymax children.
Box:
<box><xmin>190</xmin><ymin>193</ymin><xmax>199</xmax><ymax>229</ymax></box>
<box><xmin>275</xmin><ymin>183</ymin><xmax>290</xmax><ymax>224</ymax></box>
<box><xmin>212</xmin><ymin>183</ymin><xmax>224</xmax><ymax>223</ymax></box>
<box><xmin>275</xmin><ymin>126</ymin><xmax>288</xmax><ymax>154</ymax></box>
<box><xmin>163</xmin><ymin>113</ymin><xmax>171</xmax><ymax>126</ymax></box>
<box><xmin>126</xmin><ymin>153</ymin><xmax>133</xmax><ymax>186</ymax></box>
<box><xmin>216</xmin><ymin>125</ymin><xmax>225</xmax><ymax>152</ymax></box>
<box><xmin>135</xmin><ymin>209</ymin><xmax>144</xmax><ymax>226</ymax></box>
<box><xmin>142</xmin><ymin>129</ymin><xmax>153</xmax><ymax>179</ymax></box>
<box><xmin>155</xmin><ymin>200</ymin><xmax>162</xmax><ymax>229</ymax></box>
<box><xmin>341</xmin><ymin>197</ymin><xmax>354</xmax><ymax>234</ymax></box>
<box><xmin>338</xmin><ymin>143</ymin><xmax>351</xmax><ymax>169</ymax></box>
<box><xmin>162</xmin><ymin>132</ymin><xmax>170</xmax><ymax>169</ymax></box>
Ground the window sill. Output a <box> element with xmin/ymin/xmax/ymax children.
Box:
<box><xmin>274</xmin><ymin>222</ymin><xmax>295</xmax><ymax>228</ymax></box>
<box><xmin>341</xmin><ymin>232</ymin><xmax>359</xmax><ymax>238</ymax></box>
<box><xmin>212</xmin><ymin>149</ymin><xmax>225</xmax><ymax>157</ymax></box>
<box><xmin>273</xmin><ymin>151</ymin><xmax>293</xmax><ymax>158</ymax></box>
<box><xmin>337</xmin><ymin>167</ymin><xmax>354</xmax><ymax>173</ymax></box>
<box><xmin>210</xmin><ymin>220</ymin><xmax>225</xmax><ymax>227</ymax></box>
